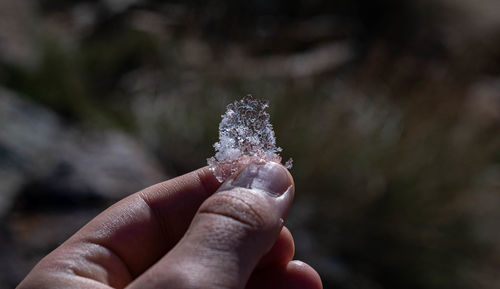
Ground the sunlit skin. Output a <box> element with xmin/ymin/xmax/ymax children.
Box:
<box><xmin>17</xmin><ymin>163</ymin><xmax>322</xmax><ymax>289</ymax></box>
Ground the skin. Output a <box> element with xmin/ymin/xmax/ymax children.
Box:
<box><xmin>17</xmin><ymin>163</ymin><xmax>322</xmax><ymax>289</ymax></box>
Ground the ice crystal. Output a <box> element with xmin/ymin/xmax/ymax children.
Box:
<box><xmin>207</xmin><ymin>95</ymin><xmax>292</xmax><ymax>182</ymax></box>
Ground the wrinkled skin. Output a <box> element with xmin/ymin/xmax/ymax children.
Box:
<box><xmin>17</xmin><ymin>163</ymin><xmax>322</xmax><ymax>289</ymax></box>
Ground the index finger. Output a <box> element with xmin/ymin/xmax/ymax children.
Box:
<box><xmin>35</xmin><ymin>167</ymin><xmax>221</xmax><ymax>284</ymax></box>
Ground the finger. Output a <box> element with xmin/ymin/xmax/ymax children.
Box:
<box><xmin>256</xmin><ymin>226</ymin><xmax>295</xmax><ymax>269</ymax></box>
<box><xmin>246</xmin><ymin>260</ymin><xmax>323</xmax><ymax>289</ymax></box>
<box><xmin>128</xmin><ymin>162</ymin><xmax>294</xmax><ymax>289</ymax></box>
<box><xmin>18</xmin><ymin>166</ymin><xmax>221</xmax><ymax>289</ymax></box>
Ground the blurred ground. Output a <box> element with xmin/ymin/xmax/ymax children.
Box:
<box><xmin>1</xmin><ymin>1</ymin><xmax>500</xmax><ymax>288</ymax></box>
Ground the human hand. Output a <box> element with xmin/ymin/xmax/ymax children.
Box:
<box><xmin>17</xmin><ymin>162</ymin><xmax>322</xmax><ymax>289</ymax></box>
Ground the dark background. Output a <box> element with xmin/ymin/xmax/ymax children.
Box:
<box><xmin>1</xmin><ymin>0</ymin><xmax>500</xmax><ymax>288</ymax></box>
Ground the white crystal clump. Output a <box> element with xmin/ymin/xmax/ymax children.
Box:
<box><xmin>207</xmin><ymin>95</ymin><xmax>292</xmax><ymax>182</ymax></box>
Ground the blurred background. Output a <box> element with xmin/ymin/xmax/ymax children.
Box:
<box><xmin>1</xmin><ymin>0</ymin><xmax>500</xmax><ymax>288</ymax></box>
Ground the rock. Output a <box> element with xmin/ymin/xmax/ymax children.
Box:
<box><xmin>0</xmin><ymin>86</ymin><xmax>167</xmax><ymax>213</ymax></box>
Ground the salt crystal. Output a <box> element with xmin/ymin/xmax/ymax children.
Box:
<box><xmin>207</xmin><ymin>95</ymin><xmax>292</xmax><ymax>182</ymax></box>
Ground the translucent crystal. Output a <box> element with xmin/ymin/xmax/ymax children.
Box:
<box><xmin>207</xmin><ymin>95</ymin><xmax>292</xmax><ymax>182</ymax></box>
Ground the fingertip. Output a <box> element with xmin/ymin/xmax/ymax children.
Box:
<box><xmin>247</xmin><ymin>260</ymin><xmax>322</xmax><ymax>289</ymax></box>
<box><xmin>196</xmin><ymin>166</ymin><xmax>223</xmax><ymax>194</ymax></box>
<box><xmin>286</xmin><ymin>260</ymin><xmax>323</xmax><ymax>289</ymax></box>
<box><xmin>226</xmin><ymin>162</ymin><xmax>293</xmax><ymax>198</ymax></box>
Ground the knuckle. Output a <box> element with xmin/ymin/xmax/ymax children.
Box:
<box><xmin>161</xmin><ymin>264</ymin><xmax>234</xmax><ymax>289</ymax></box>
<box><xmin>199</xmin><ymin>189</ymin><xmax>270</xmax><ymax>231</ymax></box>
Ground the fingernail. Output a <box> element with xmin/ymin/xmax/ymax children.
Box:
<box><xmin>231</xmin><ymin>162</ymin><xmax>291</xmax><ymax>197</ymax></box>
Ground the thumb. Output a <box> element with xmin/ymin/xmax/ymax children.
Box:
<box><xmin>127</xmin><ymin>162</ymin><xmax>294</xmax><ymax>289</ymax></box>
